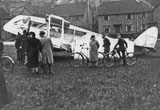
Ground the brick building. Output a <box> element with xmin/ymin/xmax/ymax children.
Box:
<box><xmin>98</xmin><ymin>0</ymin><xmax>158</xmax><ymax>35</ymax></box>
<box><xmin>51</xmin><ymin>2</ymin><xmax>93</xmax><ymax>30</ymax></box>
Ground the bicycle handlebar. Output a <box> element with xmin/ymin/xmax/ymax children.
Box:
<box><xmin>80</xmin><ymin>43</ymin><xmax>87</xmax><ymax>47</ymax></box>
<box><xmin>80</xmin><ymin>43</ymin><xmax>89</xmax><ymax>50</ymax></box>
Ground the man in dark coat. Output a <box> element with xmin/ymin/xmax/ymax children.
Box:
<box><xmin>15</xmin><ymin>30</ymin><xmax>27</xmax><ymax>64</ymax></box>
<box><xmin>15</xmin><ymin>32</ymin><xmax>23</xmax><ymax>64</ymax></box>
<box><xmin>114</xmin><ymin>34</ymin><xmax>128</xmax><ymax>66</ymax></box>
<box><xmin>21</xmin><ymin>32</ymin><xmax>30</xmax><ymax>65</ymax></box>
<box><xmin>0</xmin><ymin>39</ymin><xmax>4</xmax><ymax>66</ymax></box>
<box><xmin>102</xmin><ymin>35</ymin><xmax>111</xmax><ymax>54</ymax></box>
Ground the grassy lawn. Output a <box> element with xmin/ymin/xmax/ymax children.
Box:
<box><xmin>1</xmin><ymin>41</ymin><xmax>160</xmax><ymax>110</ymax></box>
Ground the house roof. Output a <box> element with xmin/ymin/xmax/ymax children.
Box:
<box><xmin>122</xmin><ymin>0</ymin><xmax>160</xmax><ymax>7</ymax></box>
<box><xmin>11</xmin><ymin>6</ymin><xmax>35</xmax><ymax>16</ymax></box>
<box><xmin>32</xmin><ymin>3</ymin><xmax>52</xmax><ymax>17</ymax></box>
<box><xmin>146</xmin><ymin>0</ymin><xmax>160</xmax><ymax>8</ymax></box>
<box><xmin>98</xmin><ymin>0</ymin><xmax>153</xmax><ymax>16</ymax></box>
<box><xmin>0</xmin><ymin>8</ymin><xmax>10</xmax><ymax>19</ymax></box>
<box><xmin>51</xmin><ymin>3</ymin><xmax>87</xmax><ymax>16</ymax></box>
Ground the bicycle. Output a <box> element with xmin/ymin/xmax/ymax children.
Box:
<box><xmin>69</xmin><ymin>43</ymin><xmax>104</xmax><ymax>67</ymax></box>
<box><xmin>1</xmin><ymin>52</ymin><xmax>14</xmax><ymax>72</ymax></box>
<box><xmin>103</xmin><ymin>48</ymin><xmax>137</xmax><ymax>67</ymax></box>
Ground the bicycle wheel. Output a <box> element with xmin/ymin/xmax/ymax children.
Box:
<box><xmin>69</xmin><ymin>52</ymin><xmax>84</xmax><ymax>67</ymax></box>
<box><xmin>104</xmin><ymin>53</ymin><xmax>114</xmax><ymax>67</ymax></box>
<box><xmin>97</xmin><ymin>52</ymin><xmax>104</xmax><ymax>66</ymax></box>
<box><xmin>126</xmin><ymin>52</ymin><xmax>137</xmax><ymax>65</ymax></box>
<box><xmin>2</xmin><ymin>56</ymin><xmax>14</xmax><ymax>72</ymax></box>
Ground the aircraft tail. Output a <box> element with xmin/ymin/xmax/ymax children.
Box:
<box><xmin>134</xmin><ymin>27</ymin><xmax>158</xmax><ymax>53</ymax></box>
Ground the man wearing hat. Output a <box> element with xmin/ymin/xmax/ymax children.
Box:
<box><xmin>39</xmin><ymin>31</ymin><xmax>54</xmax><ymax>74</ymax></box>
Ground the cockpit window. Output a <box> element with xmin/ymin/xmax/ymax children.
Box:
<box><xmin>50</xmin><ymin>17</ymin><xmax>70</xmax><ymax>28</ymax></box>
<box><xmin>39</xmin><ymin>24</ymin><xmax>47</xmax><ymax>28</ymax></box>
<box><xmin>31</xmin><ymin>21</ymin><xmax>45</xmax><ymax>28</ymax></box>
<box><xmin>50</xmin><ymin>27</ymin><xmax>61</xmax><ymax>38</ymax></box>
<box><xmin>64</xmin><ymin>28</ymin><xmax>74</xmax><ymax>35</ymax></box>
<box><xmin>75</xmin><ymin>30</ymin><xmax>86</xmax><ymax>37</ymax></box>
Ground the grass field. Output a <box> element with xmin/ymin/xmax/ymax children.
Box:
<box><xmin>1</xmin><ymin>41</ymin><xmax>160</xmax><ymax>110</ymax></box>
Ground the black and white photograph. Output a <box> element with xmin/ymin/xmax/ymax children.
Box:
<box><xmin>0</xmin><ymin>0</ymin><xmax>160</xmax><ymax>109</ymax></box>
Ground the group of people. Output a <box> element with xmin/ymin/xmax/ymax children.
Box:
<box><xmin>89</xmin><ymin>33</ymin><xmax>128</xmax><ymax>67</ymax></box>
<box><xmin>15</xmin><ymin>30</ymin><xmax>54</xmax><ymax>74</ymax></box>
<box><xmin>15</xmin><ymin>29</ymin><xmax>127</xmax><ymax>73</ymax></box>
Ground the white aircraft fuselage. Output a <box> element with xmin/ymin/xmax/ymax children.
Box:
<box><xmin>3</xmin><ymin>14</ymin><xmax>158</xmax><ymax>57</ymax></box>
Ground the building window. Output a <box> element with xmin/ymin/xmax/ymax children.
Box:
<box><xmin>104</xmin><ymin>26</ymin><xmax>110</xmax><ymax>33</ymax></box>
<box><xmin>140</xmin><ymin>13</ymin><xmax>148</xmax><ymax>19</ymax></box>
<box><xmin>75</xmin><ymin>16</ymin><xmax>80</xmax><ymax>21</ymax></box>
<box><xmin>103</xmin><ymin>15</ymin><xmax>110</xmax><ymax>20</ymax></box>
<box><xmin>140</xmin><ymin>24</ymin><xmax>147</xmax><ymax>31</ymax></box>
<box><xmin>73</xmin><ymin>16</ymin><xmax>80</xmax><ymax>21</ymax></box>
<box><xmin>126</xmin><ymin>25</ymin><xmax>134</xmax><ymax>32</ymax></box>
<box><xmin>126</xmin><ymin>14</ymin><xmax>133</xmax><ymax>19</ymax></box>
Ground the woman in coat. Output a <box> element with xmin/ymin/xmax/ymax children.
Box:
<box><xmin>89</xmin><ymin>35</ymin><xmax>100</xmax><ymax>67</ymax></box>
<box><xmin>27</xmin><ymin>32</ymin><xmax>42</xmax><ymax>74</ymax></box>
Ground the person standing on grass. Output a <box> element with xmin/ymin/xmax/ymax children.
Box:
<box><xmin>102</xmin><ymin>35</ymin><xmax>111</xmax><ymax>54</ymax></box>
<box><xmin>21</xmin><ymin>30</ymin><xmax>27</xmax><ymax>64</ymax></box>
<box><xmin>39</xmin><ymin>31</ymin><xmax>54</xmax><ymax>74</ymax></box>
<box><xmin>89</xmin><ymin>35</ymin><xmax>100</xmax><ymax>67</ymax></box>
<box><xmin>27</xmin><ymin>32</ymin><xmax>42</xmax><ymax>74</ymax></box>
<box><xmin>114</xmin><ymin>34</ymin><xmax>128</xmax><ymax>66</ymax></box>
<box><xmin>24</xmin><ymin>32</ymin><xmax>32</xmax><ymax>69</ymax></box>
<box><xmin>15</xmin><ymin>30</ymin><xmax>28</xmax><ymax>64</ymax></box>
<box><xmin>21</xmin><ymin>32</ymin><xmax>30</xmax><ymax>65</ymax></box>
<box><xmin>0</xmin><ymin>39</ymin><xmax>4</xmax><ymax>66</ymax></box>
<box><xmin>15</xmin><ymin>32</ymin><xmax>23</xmax><ymax>64</ymax></box>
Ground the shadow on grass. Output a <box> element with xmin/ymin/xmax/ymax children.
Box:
<box><xmin>136</xmin><ymin>54</ymin><xmax>160</xmax><ymax>59</ymax></box>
